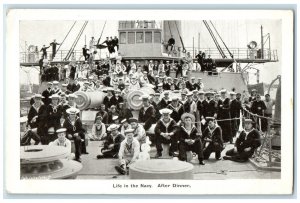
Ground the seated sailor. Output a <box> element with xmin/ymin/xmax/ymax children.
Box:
<box><xmin>115</xmin><ymin>128</ymin><xmax>140</xmax><ymax>175</ymax></box>
<box><xmin>90</xmin><ymin>115</ymin><xmax>106</xmax><ymax>141</ymax></box>
<box><xmin>96</xmin><ymin>124</ymin><xmax>125</xmax><ymax>159</ymax></box>
<box><xmin>223</xmin><ymin>119</ymin><xmax>261</xmax><ymax>162</ymax></box>
<box><xmin>128</xmin><ymin>117</ymin><xmax>147</xmax><ymax>146</ymax></box>
<box><xmin>154</xmin><ymin>108</ymin><xmax>178</xmax><ymax>158</ymax></box>
<box><xmin>202</xmin><ymin>117</ymin><xmax>224</xmax><ymax>160</ymax></box>
<box><xmin>177</xmin><ymin>113</ymin><xmax>205</xmax><ymax>165</ymax></box>
<box><xmin>49</xmin><ymin>128</ymin><xmax>73</xmax><ymax>159</ymax></box>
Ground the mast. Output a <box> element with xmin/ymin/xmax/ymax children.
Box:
<box><xmin>261</xmin><ymin>25</ymin><xmax>264</xmax><ymax>59</ymax></box>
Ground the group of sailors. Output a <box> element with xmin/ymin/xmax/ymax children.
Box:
<box><xmin>21</xmin><ymin>65</ymin><xmax>273</xmax><ymax>173</ymax></box>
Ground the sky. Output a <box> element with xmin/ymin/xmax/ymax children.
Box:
<box><xmin>19</xmin><ymin>20</ymin><xmax>281</xmax><ymax>85</ymax></box>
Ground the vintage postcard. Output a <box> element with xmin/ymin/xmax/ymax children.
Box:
<box><xmin>4</xmin><ymin>8</ymin><xmax>294</xmax><ymax>195</ymax></box>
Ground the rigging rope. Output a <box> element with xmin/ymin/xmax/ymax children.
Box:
<box><xmin>203</xmin><ymin>20</ymin><xmax>226</xmax><ymax>58</ymax></box>
<box><xmin>56</xmin><ymin>21</ymin><xmax>77</xmax><ymax>53</ymax></box>
<box><xmin>209</xmin><ymin>20</ymin><xmax>234</xmax><ymax>58</ymax></box>
<box><xmin>97</xmin><ymin>21</ymin><xmax>107</xmax><ymax>45</ymax></box>
<box><xmin>167</xmin><ymin>21</ymin><xmax>172</xmax><ymax>36</ymax></box>
<box><xmin>64</xmin><ymin>21</ymin><xmax>88</xmax><ymax>61</ymax></box>
<box><xmin>174</xmin><ymin>21</ymin><xmax>186</xmax><ymax>53</ymax></box>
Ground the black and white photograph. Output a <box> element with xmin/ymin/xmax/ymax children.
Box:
<box><xmin>4</xmin><ymin>8</ymin><xmax>294</xmax><ymax>195</ymax></box>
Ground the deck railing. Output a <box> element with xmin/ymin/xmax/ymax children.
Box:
<box><xmin>20</xmin><ymin>47</ymin><xmax>278</xmax><ymax>64</ymax></box>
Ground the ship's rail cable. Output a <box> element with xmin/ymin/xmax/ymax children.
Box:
<box><xmin>97</xmin><ymin>21</ymin><xmax>107</xmax><ymax>45</ymax></box>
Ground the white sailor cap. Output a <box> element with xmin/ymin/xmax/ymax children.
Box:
<box><xmin>159</xmin><ymin>108</ymin><xmax>173</xmax><ymax>115</ymax></box>
<box><xmin>20</xmin><ymin>116</ymin><xmax>28</xmax><ymax>123</ymax></box>
<box><xmin>67</xmin><ymin>94</ymin><xmax>77</xmax><ymax>98</ymax></box>
<box><xmin>66</xmin><ymin>107</ymin><xmax>80</xmax><ymax>114</ymax></box>
<box><xmin>112</xmin><ymin>116</ymin><xmax>119</xmax><ymax>121</ymax></box>
<box><xmin>107</xmin><ymin>124</ymin><xmax>119</xmax><ymax>132</ymax></box>
<box><xmin>220</xmin><ymin>89</ymin><xmax>227</xmax><ymax>94</ymax></box>
<box><xmin>229</xmin><ymin>91</ymin><xmax>237</xmax><ymax>95</ymax></box>
<box><xmin>53</xmin><ymin>81</ymin><xmax>59</xmax><ymax>85</ymax></box>
<box><xmin>124</xmin><ymin>128</ymin><xmax>135</xmax><ymax>134</ymax></box>
<box><xmin>62</xmin><ymin>84</ymin><xmax>68</xmax><ymax>87</ymax></box>
<box><xmin>56</xmin><ymin>128</ymin><xmax>67</xmax><ymax>133</ymax></box>
<box><xmin>140</xmin><ymin>95</ymin><xmax>150</xmax><ymax>100</ymax></box>
<box><xmin>49</xmin><ymin>94</ymin><xmax>60</xmax><ymax>99</ymax></box>
<box><xmin>34</xmin><ymin>94</ymin><xmax>44</xmax><ymax>99</ymax></box>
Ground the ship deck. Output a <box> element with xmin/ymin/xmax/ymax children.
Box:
<box><xmin>76</xmin><ymin>141</ymin><xmax>280</xmax><ymax>180</ymax></box>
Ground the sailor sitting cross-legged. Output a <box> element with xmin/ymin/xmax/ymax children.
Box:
<box><xmin>154</xmin><ymin>108</ymin><xmax>178</xmax><ymax>158</ymax></box>
<box><xmin>128</xmin><ymin>117</ymin><xmax>147</xmax><ymax>146</ymax></box>
<box><xmin>49</xmin><ymin>128</ymin><xmax>74</xmax><ymax>159</ymax></box>
<box><xmin>96</xmin><ymin>124</ymin><xmax>125</xmax><ymax>159</ymax></box>
<box><xmin>223</xmin><ymin>119</ymin><xmax>261</xmax><ymax>162</ymax></box>
<box><xmin>115</xmin><ymin>128</ymin><xmax>140</xmax><ymax>175</ymax></box>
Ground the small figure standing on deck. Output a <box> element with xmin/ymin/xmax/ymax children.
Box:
<box><xmin>50</xmin><ymin>39</ymin><xmax>60</xmax><ymax>60</ymax></box>
<box><xmin>82</xmin><ymin>45</ymin><xmax>90</xmax><ymax>61</ymax></box>
<box><xmin>115</xmin><ymin>129</ymin><xmax>140</xmax><ymax>175</ymax></box>
<box><xmin>40</xmin><ymin>45</ymin><xmax>50</xmax><ymax>59</ymax></box>
<box><xmin>223</xmin><ymin>119</ymin><xmax>261</xmax><ymax>162</ymax></box>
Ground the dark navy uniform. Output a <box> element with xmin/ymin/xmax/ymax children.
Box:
<box><xmin>202</xmin><ymin>125</ymin><xmax>224</xmax><ymax>160</ymax></box>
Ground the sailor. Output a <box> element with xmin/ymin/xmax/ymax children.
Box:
<box><xmin>40</xmin><ymin>45</ymin><xmax>50</xmax><ymax>59</ymax></box>
<box><xmin>95</xmin><ymin>104</ymin><xmax>109</xmax><ymax>125</ymax></box>
<box><xmin>196</xmin><ymin>90</ymin><xmax>207</xmax><ymax>132</ymax></box>
<box><xmin>138</xmin><ymin>95</ymin><xmax>157</xmax><ymax>131</ymax></box>
<box><xmin>20</xmin><ymin>116</ymin><xmax>41</xmax><ymax>146</ymax></box>
<box><xmin>177</xmin><ymin>113</ymin><xmax>205</xmax><ymax>165</ymax></box>
<box><xmin>103</xmin><ymin>87</ymin><xmax>117</xmax><ymax>110</ymax></box>
<box><xmin>139</xmin><ymin>71</ymin><xmax>149</xmax><ymax>85</ymax></box>
<box><xmin>202</xmin><ymin>117</ymin><xmax>224</xmax><ymax>160</ymax></box>
<box><xmin>42</xmin><ymin>82</ymin><xmax>54</xmax><ymax>106</ymax></box>
<box><xmin>262</xmin><ymin>94</ymin><xmax>275</xmax><ymax>132</ymax></box>
<box><xmin>163</xmin><ymin>77</ymin><xmax>172</xmax><ymax>90</ymax></box>
<box><xmin>148</xmin><ymin>60</ymin><xmax>154</xmax><ymax>72</ymax></box>
<box><xmin>129</xmin><ymin>117</ymin><xmax>147</xmax><ymax>146</ymax></box>
<box><xmin>154</xmin><ymin>108</ymin><xmax>178</xmax><ymax>158</ymax></box>
<box><xmin>217</xmin><ymin>89</ymin><xmax>232</xmax><ymax>143</ymax></box>
<box><xmin>27</xmin><ymin>94</ymin><xmax>47</xmax><ymax>144</ymax></box>
<box><xmin>51</xmin><ymin>81</ymin><xmax>61</xmax><ymax>95</ymax></box>
<box><xmin>158</xmin><ymin>60</ymin><xmax>165</xmax><ymax>75</ymax></box>
<box><xmin>46</xmin><ymin>94</ymin><xmax>64</xmax><ymax>143</ymax></box>
<box><xmin>165</xmin><ymin>61</ymin><xmax>171</xmax><ymax>76</ymax></box>
<box><xmin>223</xmin><ymin>119</ymin><xmax>261</xmax><ymax>162</ymax></box>
<box><xmin>249</xmin><ymin>89</ymin><xmax>258</xmax><ymax>103</ymax></box>
<box><xmin>250</xmin><ymin>94</ymin><xmax>266</xmax><ymax>117</ymax></box>
<box><xmin>179</xmin><ymin>91</ymin><xmax>187</xmax><ymax>105</ymax></box>
<box><xmin>82</xmin><ymin>45</ymin><xmax>90</xmax><ymax>61</ymax></box>
<box><xmin>96</xmin><ymin>124</ymin><xmax>125</xmax><ymax>159</ymax></box>
<box><xmin>178</xmin><ymin>92</ymin><xmax>197</xmax><ymax>116</ymax></box>
<box><xmin>167</xmin><ymin>35</ymin><xmax>175</xmax><ymax>51</ymax></box>
<box><xmin>121</xmin><ymin>82</ymin><xmax>130</xmax><ymax>98</ymax></box>
<box><xmin>49</xmin><ymin>128</ymin><xmax>72</xmax><ymax>155</ymax></box>
<box><xmin>192</xmin><ymin>89</ymin><xmax>199</xmax><ymax>103</ymax></box>
<box><xmin>229</xmin><ymin>91</ymin><xmax>242</xmax><ymax>142</ymax></box>
<box><xmin>188</xmin><ymin>77</ymin><xmax>200</xmax><ymax>91</ymax></box>
<box><xmin>120</xmin><ymin>119</ymin><xmax>132</xmax><ymax>136</ymax></box>
<box><xmin>128</xmin><ymin>75</ymin><xmax>140</xmax><ymax>91</ymax></box>
<box><xmin>156</xmin><ymin>83</ymin><xmax>164</xmax><ymax>94</ymax></box>
<box><xmin>115</xmin><ymin>128</ymin><xmax>140</xmax><ymax>175</ymax></box>
<box><xmin>114</xmin><ymin>89</ymin><xmax>124</xmax><ymax>105</ymax></box>
<box><xmin>167</xmin><ymin>97</ymin><xmax>182</xmax><ymax>123</ymax></box>
<box><xmin>197</xmin><ymin>78</ymin><xmax>204</xmax><ymax>90</ymax></box>
<box><xmin>157</xmin><ymin>91</ymin><xmax>171</xmax><ymax>109</ymax></box>
<box><xmin>90</xmin><ymin>115</ymin><xmax>106</xmax><ymax>141</ymax></box>
<box><xmin>153</xmin><ymin>60</ymin><xmax>159</xmax><ymax>72</ymax></box>
<box><xmin>61</xmin><ymin>83</ymin><xmax>71</xmax><ymax>95</ymax></box>
<box><xmin>108</xmin><ymin>105</ymin><xmax>119</xmax><ymax>124</ymax></box>
<box><xmin>118</xmin><ymin>101</ymin><xmax>133</xmax><ymax>121</ymax></box>
<box><xmin>49</xmin><ymin>39</ymin><xmax>60</xmax><ymax>60</ymax></box>
<box><xmin>63</xmin><ymin>107</ymin><xmax>88</xmax><ymax>162</ymax></box>
<box><xmin>204</xmin><ymin>91</ymin><xmax>217</xmax><ymax>118</ymax></box>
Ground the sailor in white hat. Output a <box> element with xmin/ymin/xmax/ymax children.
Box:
<box><xmin>90</xmin><ymin>115</ymin><xmax>107</xmax><ymax>141</ymax></box>
<box><xmin>128</xmin><ymin>74</ymin><xmax>140</xmax><ymax>91</ymax></box>
<box><xmin>115</xmin><ymin>128</ymin><xmax>140</xmax><ymax>175</ymax></box>
<box><xmin>154</xmin><ymin>108</ymin><xmax>178</xmax><ymax>157</ymax></box>
<box><xmin>137</xmin><ymin>94</ymin><xmax>156</xmax><ymax>131</ymax></box>
<box><xmin>166</xmin><ymin>97</ymin><xmax>182</xmax><ymax>122</ymax></box>
<box><xmin>52</xmin><ymin>81</ymin><xmax>61</xmax><ymax>95</ymax></box>
<box><xmin>41</xmin><ymin>82</ymin><xmax>54</xmax><ymax>106</ymax></box>
<box><xmin>202</xmin><ymin>117</ymin><xmax>224</xmax><ymax>161</ymax></box>
<box><xmin>64</xmin><ymin>107</ymin><xmax>88</xmax><ymax>162</ymax></box>
<box><xmin>157</xmin><ymin>91</ymin><xmax>171</xmax><ymax>109</ymax></box>
<box><xmin>180</xmin><ymin>91</ymin><xmax>197</xmax><ymax>114</ymax></box>
<box><xmin>120</xmin><ymin>118</ymin><xmax>132</xmax><ymax>136</ymax></box>
<box><xmin>49</xmin><ymin>128</ymin><xmax>72</xmax><ymax>155</ymax></box>
<box><xmin>96</xmin><ymin>123</ymin><xmax>125</xmax><ymax>159</ymax></box>
<box><xmin>20</xmin><ymin>116</ymin><xmax>41</xmax><ymax>146</ymax></box>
